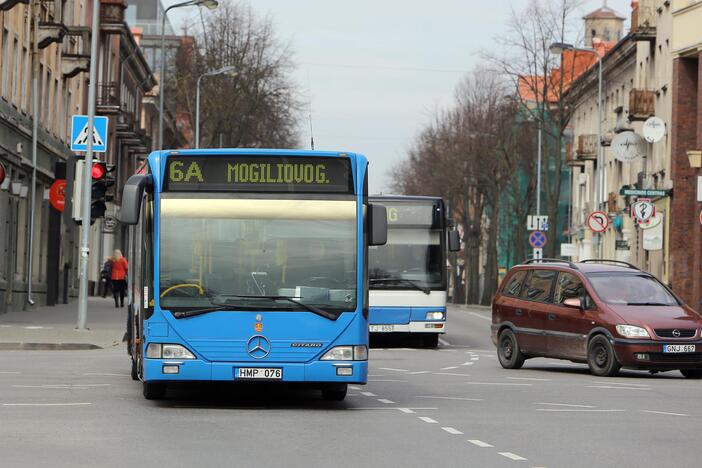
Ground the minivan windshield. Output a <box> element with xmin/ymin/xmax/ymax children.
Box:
<box><xmin>586</xmin><ymin>273</ymin><xmax>679</xmax><ymax>306</ymax></box>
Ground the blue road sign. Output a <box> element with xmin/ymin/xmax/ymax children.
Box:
<box><xmin>71</xmin><ymin>115</ymin><xmax>108</xmax><ymax>153</ymax></box>
<box><xmin>529</xmin><ymin>230</ymin><xmax>547</xmax><ymax>249</ymax></box>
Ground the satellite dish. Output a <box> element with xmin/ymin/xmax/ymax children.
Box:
<box><xmin>642</xmin><ymin>116</ymin><xmax>665</xmax><ymax>143</ymax></box>
<box><xmin>612</xmin><ymin>131</ymin><xmax>645</xmax><ymax>163</ymax></box>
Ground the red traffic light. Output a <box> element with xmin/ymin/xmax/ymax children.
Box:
<box><xmin>91</xmin><ymin>162</ymin><xmax>106</xmax><ymax>180</ymax></box>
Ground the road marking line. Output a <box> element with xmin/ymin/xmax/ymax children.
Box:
<box><xmin>460</xmin><ymin>362</ymin><xmax>475</xmax><ymax>366</ymax></box>
<box><xmin>593</xmin><ymin>381</ymin><xmax>650</xmax><ymax>387</ymax></box>
<box><xmin>23</xmin><ymin>326</ymin><xmax>44</xmax><ymax>329</ymax></box>
<box><xmin>438</xmin><ymin>338</ymin><xmax>451</xmax><ymax>347</ymax></box>
<box><xmin>441</xmin><ymin>366</ymin><xmax>459</xmax><ymax>370</ymax></box>
<box><xmin>441</xmin><ymin>427</ymin><xmax>463</xmax><ymax>435</ymax></box>
<box><xmin>377</xmin><ymin>398</ymin><xmax>395</xmax><ymax>404</ymax></box>
<box><xmin>349</xmin><ymin>385</ymin><xmax>360</xmax><ymax>390</ymax></box>
<box><xmin>408</xmin><ymin>371</ymin><xmax>431</xmax><ymax>375</ymax></box>
<box><xmin>398</xmin><ymin>408</ymin><xmax>415</xmax><ymax>414</ymax></box>
<box><xmin>82</xmin><ymin>373</ymin><xmax>130</xmax><ymax>377</ymax></box>
<box><xmin>470</xmin><ymin>357</ymin><xmax>479</xmax><ymax>361</ymax></box>
<box><xmin>0</xmin><ymin>325</ymin><xmax>12</xmax><ymax>328</ymax></box>
<box><xmin>417</xmin><ymin>395</ymin><xmax>483</xmax><ymax>401</ymax></box>
<box><xmin>468</xmin><ymin>312</ymin><xmax>491</xmax><ymax>321</ymax></box>
<box><xmin>12</xmin><ymin>384</ymin><xmax>111</xmax><ymax>388</ymax></box>
<box><xmin>536</xmin><ymin>409</ymin><xmax>624</xmax><ymax>412</ymax></box>
<box><xmin>467</xmin><ymin>439</ymin><xmax>493</xmax><ymax>448</ymax></box>
<box><xmin>507</xmin><ymin>377</ymin><xmax>552</xmax><ymax>382</ymax></box>
<box><xmin>3</xmin><ymin>402</ymin><xmax>92</xmax><ymax>407</ymax></box>
<box><xmin>347</xmin><ymin>407</ymin><xmax>437</xmax><ymax>411</ymax></box>
<box><xmin>361</xmin><ymin>391</ymin><xmax>376</xmax><ymax>397</ymax></box>
<box><xmin>369</xmin><ymin>379</ymin><xmax>408</xmax><ymax>383</ymax></box>
<box><xmin>499</xmin><ymin>452</ymin><xmax>527</xmax><ymax>461</ymax></box>
<box><xmin>0</xmin><ymin>371</ymin><xmax>20</xmax><ymax>374</ymax></box>
<box><xmin>368</xmin><ymin>374</ymin><xmax>387</xmax><ymax>377</ymax></box>
<box><xmin>418</xmin><ymin>417</ymin><xmax>438</xmax><ymax>424</ymax></box>
<box><xmin>536</xmin><ymin>402</ymin><xmax>595</xmax><ymax>408</ymax></box>
<box><xmin>587</xmin><ymin>386</ymin><xmax>650</xmax><ymax>391</ymax></box>
<box><xmin>434</xmin><ymin>372</ymin><xmax>472</xmax><ymax>377</ymax></box>
<box><xmin>464</xmin><ymin>382</ymin><xmax>532</xmax><ymax>386</ymax></box>
<box><xmin>378</xmin><ymin>367</ymin><xmax>409</xmax><ymax>372</ymax></box>
<box><xmin>641</xmin><ymin>410</ymin><xmax>689</xmax><ymax>417</ymax></box>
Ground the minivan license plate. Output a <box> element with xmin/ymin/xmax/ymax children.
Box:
<box><xmin>235</xmin><ymin>367</ymin><xmax>283</xmax><ymax>380</ymax></box>
<box><xmin>663</xmin><ymin>345</ymin><xmax>696</xmax><ymax>353</ymax></box>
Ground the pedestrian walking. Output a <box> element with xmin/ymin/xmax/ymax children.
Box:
<box><xmin>111</xmin><ymin>249</ymin><xmax>128</xmax><ymax>308</ymax></box>
<box><xmin>100</xmin><ymin>257</ymin><xmax>113</xmax><ymax>298</ymax></box>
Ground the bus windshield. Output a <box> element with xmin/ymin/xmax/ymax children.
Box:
<box><xmin>368</xmin><ymin>201</ymin><xmax>443</xmax><ymax>290</ymax></box>
<box><xmin>159</xmin><ymin>195</ymin><xmax>357</xmax><ymax>313</ymax></box>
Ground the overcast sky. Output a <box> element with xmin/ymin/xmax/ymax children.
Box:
<box><xmin>171</xmin><ymin>0</ymin><xmax>631</xmax><ymax>193</ymax></box>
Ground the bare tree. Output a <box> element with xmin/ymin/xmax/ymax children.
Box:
<box><xmin>175</xmin><ymin>1</ymin><xmax>301</xmax><ymax>149</ymax></box>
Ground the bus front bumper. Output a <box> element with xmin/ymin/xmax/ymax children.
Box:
<box><xmin>369</xmin><ymin>321</ymin><xmax>446</xmax><ymax>334</ymax></box>
<box><xmin>144</xmin><ymin>358</ymin><xmax>368</xmax><ymax>384</ymax></box>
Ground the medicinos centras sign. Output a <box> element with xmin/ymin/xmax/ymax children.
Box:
<box><xmin>164</xmin><ymin>155</ymin><xmax>354</xmax><ymax>193</ymax></box>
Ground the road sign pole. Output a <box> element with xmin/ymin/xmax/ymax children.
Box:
<box><xmin>77</xmin><ymin>0</ymin><xmax>101</xmax><ymax>330</ymax></box>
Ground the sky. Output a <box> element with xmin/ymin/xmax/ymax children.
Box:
<box><xmin>170</xmin><ymin>0</ymin><xmax>631</xmax><ymax>193</ymax></box>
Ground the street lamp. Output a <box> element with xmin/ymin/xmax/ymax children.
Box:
<box><xmin>196</xmin><ymin>65</ymin><xmax>238</xmax><ymax>148</ymax></box>
<box><xmin>158</xmin><ymin>0</ymin><xmax>219</xmax><ymax>150</ymax></box>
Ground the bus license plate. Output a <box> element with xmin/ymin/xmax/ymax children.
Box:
<box><xmin>235</xmin><ymin>368</ymin><xmax>283</xmax><ymax>380</ymax></box>
<box><xmin>369</xmin><ymin>325</ymin><xmax>394</xmax><ymax>333</ymax></box>
<box><xmin>663</xmin><ymin>345</ymin><xmax>696</xmax><ymax>353</ymax></box>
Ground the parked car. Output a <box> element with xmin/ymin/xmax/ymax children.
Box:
<box><xmin>491</xmin><ymin>259</ymin><xmax>702</xmax><ymax>378</ymax></box>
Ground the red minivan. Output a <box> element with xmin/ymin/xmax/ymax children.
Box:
<box><xmin>491</xmin><ymin>259</ymin><xmax>702</xmax><ymax>378</ymax></box>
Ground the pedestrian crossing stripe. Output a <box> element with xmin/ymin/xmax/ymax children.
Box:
<box><xmin>73</xmin><ymin>122</ymin><xmax>104</xmax><ymax>148</ymax></box>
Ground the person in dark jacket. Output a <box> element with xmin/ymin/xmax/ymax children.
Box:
<box><xmin>100</xmin><ymin>257</ymin><xmax>113</xmax><ymax>298</ymax></box>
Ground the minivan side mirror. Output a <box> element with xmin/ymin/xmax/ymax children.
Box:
<box><xmin>368</xmin><ymin>203</ymin><xmax>387</xmax><ymax>246</ymax></box>
<box><xmin>448</xmin><ymin>229</ymin><xmax>461</xmax><ymax>252</ymax></box>
<box><xmin>119</xmin><ymin>174</ymin><xmax>152</xmax><ymax>225</ymax></box>
<box><xmin>563</xmin><ymin>297</ymin><xmax>582</xmax><ymax>309</ymax></box>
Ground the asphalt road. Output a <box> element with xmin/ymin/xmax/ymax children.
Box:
<box><xmin>1</xmin><ymin>305</ymin><xmax>699</xmax><ymax>468</ymax></box>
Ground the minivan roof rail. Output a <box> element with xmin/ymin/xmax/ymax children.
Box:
<box><xmin>579</xmin><ymin>259</ymin><xmax>640</xmax><ymax>270</ymax></box>
<box><xmin>522</xmin><ymin>258</ymin><xmax>578</xmax><ymax>269</ymax></box>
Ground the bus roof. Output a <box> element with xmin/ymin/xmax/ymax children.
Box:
<box><xmin>369</xmin><ymin>194</ymin><xmax>443</xmax><ymax>203</ymax></box>
<box><xmin>154</xmin><ymin>148</ymin><xmax>361</xmax><ymax>159</ymax></box>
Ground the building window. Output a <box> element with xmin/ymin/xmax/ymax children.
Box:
<box><xmin>1</xmin><ymin>27</ymin><xmax>9</xmax><ymax>98</ymax></box>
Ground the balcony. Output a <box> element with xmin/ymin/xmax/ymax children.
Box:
<box><xmin>97</xmin><ymin>82</ymin><xmax>121</xmax><ymax>114</ymax></box>
<box><xmin>38</xmin><ymin>22</ymin><xmax>68</xmax><ymax>49</ymax></box>
<box><xmin>575</xmin><ymin>134</ymin><xmax>598</xmax><ymax>160</ymax></box>
<box><xmin>100</xmin><ymin>0</ymin><xmax>127</xmax><ymax>34</ymax></box>
<box><xmin>631</xmin><ymin>1</ymin><xmax>656</xmax><ymax>42</ymax></box>
<box><xmin>61</xmin><ymin>27</ymin><xmax>91</xmax><ymax>78</ymax></box>
<box><xmin>0</xmin><ymin>0</ymin><xmax>28</xmax><ymax>11</ymax></box>
<box><xmin>629</xmin><ymin>89</ymin><xmax>655</xmax><ymax>121</ymax></box>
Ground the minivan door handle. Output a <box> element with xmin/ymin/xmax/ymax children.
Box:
<box><xmin>515</xmin><ymin>309</ymin><xmax>524</xmax><ymax>316</ymax></box>
<box><xmin>548</xmin><ymin>313</ymin><xmax>557</xmax><ymax>321</ymax></box>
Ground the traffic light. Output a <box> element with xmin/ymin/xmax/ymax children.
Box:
<box><xmin>104</xmin><ymin>164</ymin><xmax>116</xmax><ymax>202</ymax></box>
<box><xmin>90</xmin><ymin>161</ymin><xmax>108</xmax><ymax>221</ymax></box>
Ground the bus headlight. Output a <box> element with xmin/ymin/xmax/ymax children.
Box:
<box><xmin>145</xmin><ymin>343</ymin><xmax>196</xmax><ymax>359</ymax></box>
<box><xmin>321</xmin><ymin>345</ymin><xmax>368</xmax><ymax>361</ymax></box>
<box><xmin>426</xmin><ymin>311</ymin><xmax>445</xmax><ymax>320</ymax></box>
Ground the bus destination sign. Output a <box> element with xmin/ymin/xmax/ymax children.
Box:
<box><xmin>164</xmin><ymin>156</ymin><xmax>353</xmax><ymax>193</ymax></box>
<box><xmin>385</xmin><ymin>202</ymin><xmax>439</xmax><ymax>227</ymax></box>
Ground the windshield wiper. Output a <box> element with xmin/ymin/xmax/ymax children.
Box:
<box><xmin>216</xmin><ymin>295</ymin><xmax>340</xmax><ymax>321</ymax></box>
<box><xmin>172</xmin><ymin>306</ymin><xmax>232</xmax><ymax>319</ymax></box>
<box><xmin>626</xmin><ymin>302</ymin><xmax>673</xmax><ymax>306</ymax></box>
<box><xmin>370</xmin><ymin>278</ymin><xmax>430</xmax><ymax>295</ymax></box>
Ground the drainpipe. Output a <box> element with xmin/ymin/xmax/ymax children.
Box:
<box><xmin>26</xmin><ymin>0</ymin><xmax>40</xmax><ymax>306</ymax></box>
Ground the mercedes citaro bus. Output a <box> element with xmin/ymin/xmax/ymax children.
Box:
<box><xmin>120</xmin><ymin>149</ymin><xmax>387</xmax><ymax>400</ymax></box>
<box><xmin>368</xmin><ymin>196</ymin><xmax>460</xmax><ymax>347</ymax></box>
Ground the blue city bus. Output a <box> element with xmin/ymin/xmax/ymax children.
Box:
<box><xmin>368</xmin><ymin>196</ymin><xmax>459</xmax><ymax>348</ymax></box>
<box><xmin>120</xmin><ymin>149</ymin><xmax>387</xmax><ymax>400</ymax></box>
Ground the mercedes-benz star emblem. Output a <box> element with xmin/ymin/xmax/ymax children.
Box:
<box><xmin>247</xmin><ymin>335</ymin><xmax>271</xmax><ymax>359</ymax></box>
<box><xmin>672</xmin><ymin>329</ymin><xmax>681</xmax><ymax>338</ymax></box>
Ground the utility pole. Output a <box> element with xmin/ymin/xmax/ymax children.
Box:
<box><xmin>77</xmin><ymin>0</ymin><xmax>101</xmax><ymax>330</ymax></box>
<box><xmin>27</xmin><ymin>0</ymin><xmax>40</xmax><ymax>306</ymax></box>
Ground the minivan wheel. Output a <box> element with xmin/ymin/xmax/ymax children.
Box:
<box><xmin>497</xmin><ymin>329</ymin><xmax>525</xmax><ymax>369</ymax></box>
<box><xmin>587</xmin><ymin>335</ymin><xmax>621</xmax><ymax>377</ymax></box>
<box><xmin>680</xmin><ymin>369</ymin><xmax>702</xmax><ymax>379</ymax></box>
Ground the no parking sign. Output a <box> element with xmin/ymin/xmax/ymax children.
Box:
<box><xmin>529</xmin><ymin>231</ymin><xmax>547</xmax><ymax>249</ymax></box>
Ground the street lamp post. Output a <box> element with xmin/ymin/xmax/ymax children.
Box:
<box><xmin>158</xmin><ymin>0</ymin><xmax>218</xmax><ymax>150</ymax></box>
<box><xmin>550</xmin><ymin>42</ymin><xmax>603</xmax><ymax>257</ymax></box>
<box><xmin>195</xmin><ymin>66</ymin><xmax>237</xmax><ymax>148</ymax></box>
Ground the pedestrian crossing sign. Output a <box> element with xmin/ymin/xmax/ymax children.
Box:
<box><xmin>70</xmin><ymin>115</ymin><xmax>108</xmax><ymax>152</ymax></box>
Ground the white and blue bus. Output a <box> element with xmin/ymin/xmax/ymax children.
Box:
<box><xmin>368</xmin><ymin>196</ymin><xmax>459</xmax><ymax>347</ymax></box>
<box><xmin>121</xmin><ymin>149</ymin><xmax>387</xmax><ymax>400</ymax></box>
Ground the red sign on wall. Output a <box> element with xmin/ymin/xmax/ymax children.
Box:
<box><xmin>0</xmin><ymin>161</ymin><xmax>6</xmax><ymax>186</ymax></box>
<box><xmin>49</xmin><ymin>179</ymin><xmax>67</xmax><ymax>212</ymax></box>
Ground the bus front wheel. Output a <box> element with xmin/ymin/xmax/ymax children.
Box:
<box><xmin>422</xmin><ymin>334</ymin><xmax>439</xmax><ymax>348</ymax></box>
<box><xmin>143</xmin><ymin>382</ymin><xmax>166</xmax><ymax>400</ymax></box>
<box><xmin>321</xmin><ymin>384</ymin><xmax>347</xmax><ymax>401</ymax></box>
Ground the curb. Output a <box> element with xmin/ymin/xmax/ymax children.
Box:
<box><xmin>0</xmin><ymin>342</ymin><xmax>102</xmax><ymax>351</ymax></box>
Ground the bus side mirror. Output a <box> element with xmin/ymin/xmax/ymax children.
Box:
<box><xmin>448</xmin><ymin>230</ymin><xmax>461</xmax><ymax>252</ymax></box>
<box><xmin>368</xmin><ymin>203</ymin><xmax>387</xmax><ymax>246</ymax></box>
<box><xmin>119</xmin><ymin>174</ymin><xmax>153</xmax><ymax>225</ymax></box>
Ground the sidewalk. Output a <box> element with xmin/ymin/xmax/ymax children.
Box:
<box><xmin>0</xmin><ymin>297</ymin><xmax>127</xmax><ymax>350</ymax></box>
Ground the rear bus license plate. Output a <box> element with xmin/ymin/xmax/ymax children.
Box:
<box><xmin>369</xmin><ymin>325</ymin><xmax>394</xmax><ymax>333</ymax></box>
<box><xmin>235</xmin><ymin>368</ymin><xmax>283</xmax><ymax>380</ymax></box>
<box><xmin>663</xmin><ymin>345</ymin><xmax>696</xmax><ymax>353</ymax></box>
